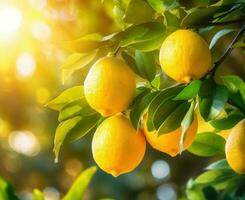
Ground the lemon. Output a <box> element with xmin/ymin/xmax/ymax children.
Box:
<box><xmin>84</xmin><ymin>56</ymin><xmax>136</xmax><ymax>117</ymax></box>
<box><xmin>143</xmin><ymin>115</ymin><xmax>198</xmax><ymax>157</ymax></box>
<box><xmin>196</xmin><ymin>110</ymin><xmax>231</xmax><ymax>139</ymax></box>
<box><xmin>92</xmin><ymin>113</ymin><xmax>146</xmax><ymax>177</ymax></box>
<box><xmin>159</xmin><ymin>30</ymin><xmax>211</xmax><ymax>83</ymax></box>
<box><xmin>225</xmin><ymin>119</ymin><xmax>245</xmax><ymax>174</ymax></box>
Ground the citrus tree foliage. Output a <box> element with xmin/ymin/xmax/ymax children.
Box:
<box><xmin>46</xmin><ymin>0</ymin><xmax>245</xmax><ymax>199</ymax></box>
<box><xmin>0</xmin><ymin>167</ymin><xmax>97</xmax><ymax>200</ymax></box>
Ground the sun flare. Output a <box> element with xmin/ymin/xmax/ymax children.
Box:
<box><xmin>0</xmin><ymin>6</ymin><xmax>22</xmax><ymax>38</ymax></box>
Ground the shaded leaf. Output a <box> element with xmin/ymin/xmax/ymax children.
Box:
<box><xmin>210</xmin><ymin>111</ymin><xmax>244</xmax><ymax>130</ymax></box>
<box><xmin>157</xmin><ymin>101</ymin><xmax>190</xmax><ymax>135</ymax></box>
<box><xmin>124</xmin><ymin>0</ymin><xmax>155</xmax><ymax>24</ymax></box>
<box><xmin>198</xmin><ymin>79</ymin><xmax>228</xmax><ymax>121</ymax></box>
<box><xmin>147</xmin><ymin>85</ymin><xmax>184</xmax><ymax>131</ymax></box>
<box><xmin>181</xmin><ymin>6</ymin><xmax>230</xmax><ymax>27</ymax></box>
<box><xmin>188</xmin><ymin>132</ymin><xmax>225</xmax><ymax>157</ymax></box>
<box><xmin>135</xmin><ymin>50</ymin><xmax>157</xmax><ymax>81</ymax></box>
<box><xmin>130</xmin><ymin>91</ymin><xmax>159</xmax><ymax>129</ymax></box>
<box><xmin>121</xmin><ymin>51</ymin><xmax>140</xmax><ymax>75</ymax></box>
<box><xmin>63</xmin><ymin>166</ymin><xmax>97</xmax><ymax>200</ymax></box>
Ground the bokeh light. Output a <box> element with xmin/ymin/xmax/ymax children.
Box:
<box><xmin>151</xmin><ymin>160</ymin><xmax>170</xmax><ymax>180</ymax></box>
<box><xmin>0</xmin><ymin>6</ymin><xmax>22</xmax><ymax>39</ymax></box>
<box><xmin>16</xmin><ymin>52</ymin><xmax>36</xmax><ymax>77</ymax></box>
<box><xmin>31</xmin><ymin>21</ymin><xmax>52</xmax><ymax>41</ymax></box>
<box><xmin>43</xmin><ymin>187</ymin><xmax>60</xmax><ymax>200</ymax></box>
<box><xmin>157</xmin><ymin>183</ymin><xmax>177</xmax><ymax>200</ymax></box>
<box><xmin>65</xmin><ymin>159</ymin><xmax>83</xmax><ymax>177</ymax></box>
<box><xmin>8</xmin><ymin>130</ymin><xmax>41</xmax><ymax>156</ymax></box>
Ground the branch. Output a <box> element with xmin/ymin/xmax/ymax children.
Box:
<box><xmin>210</xmin><ymin>24</ymin><xmax>245</xmax><ymax>75</ymax></box>
<box><xmin>207</xmin><ymin>18</ymin><xmax>245</xmax><ymax>26</ymax></box>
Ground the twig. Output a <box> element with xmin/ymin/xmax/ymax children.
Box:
<box><xmin>210</xmin><ymin>24</ymin><xmax>245</xmax><ymax>75</ymax></box>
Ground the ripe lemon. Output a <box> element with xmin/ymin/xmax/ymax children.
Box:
<box><xmin>84</xmin><ymin>56</ymin><xmax>136</xmax><ymax>117</ymax></box>
<box><xmin>196</xmin><ymin>111</ymin><xmax>231</xmax><ymax>139</ymax></box>
<box><xmin>143</xmin><ymin>115</ymin><xmax>198</xmax><ymax>157</ymax></box>
<box><xmin>159</xmin><ymin>30</ymin><xmax>211</xmax><ymax>83</ymax></box>
<box><xmin>92</xmin><ymin>113</ymin><xmax>146</xmax><ymax>177</ymax></box>
<box><xmin>225</xmin><ymin>119</ymin><xmax>245</xmax><ymax>174</ymax></box>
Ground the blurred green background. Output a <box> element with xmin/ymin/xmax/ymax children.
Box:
<box><xmin>0</xmin><ymin>0</ymin><xmax>244</xmax><ymax>200</ymax></box>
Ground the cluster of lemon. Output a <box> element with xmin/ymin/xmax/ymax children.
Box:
<box><xmin>83</xmin><ymin>30</ymin><xmax>245</xmax><ymax>176</ymax></box>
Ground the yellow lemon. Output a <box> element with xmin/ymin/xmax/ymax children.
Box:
<box><xmin>92</xmin><ymin>113</ymin><xmax>146</xmax><ymax>177</ymax></box>
<box><xmin>84</xmin><ymin>56</ymin><xmax>136</xmax><ymax>116</ymax></box>
<box><xmin>225</xmin><ymin>119</ymin><xmax>245</xmax><ymax>174</ymax></box>
<box><xmin>143</xmin><ymin>115</ymin><xmax>198</xmax><ymax>157</ymax></box>
<box><xmin>196</xmin><ymin>110</ymin><xmax>231</xmax><ymax>140</ymax></box>
<box><xmin>159</xmin><ymin>30</ymin><xmax>211</xmax><ymax>83</ymax></box>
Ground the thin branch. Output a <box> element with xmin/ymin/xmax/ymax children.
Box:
<box><xmin>210</xmin><ymin>24</ymin><xmax>245</xmax><ymax>75</ymax></box>
<box><xmin>207</xmin><ymin>18</ymin><xmax>245</xmax><ymax>26</ymax></box>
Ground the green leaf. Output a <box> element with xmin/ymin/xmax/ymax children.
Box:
<box><xmin>209</xmin><ymin>29</ymin><xmax>236</xmax><ymax>49</ymax></box>
<box><xmin>61</xmin><ymin>51</ymin><xmax>97</xmax><ymax>84</ymax></box>
<box><xmin>33</xmin><ymin>189</ymin><xmax>45</xmax><ymax>200</ymax></box>
<box><xmin>223</xmin><ymin>75</ymin><xmax>245</xmax><ymax>103</ymax></box>
<box><xmin>210</xmin><ymin>111</ymin><xmax>244</xmax><ymax>130</ymax></box>
<box><xmin>164</xmin><ymin>10</ymin><xmax>180</xmax><ymax>27</ymax></box>
<box><xmin>116</xmin><ymin>22</ymin><xmax>166</xmax><ymax>51</ymax></box>
<box><xmin>58</xmin><ymin>98</ymin><xmax>96</xmax><ymax>122</ymax></box>
<box><xmin>180</xmin><ymin>101</ymin><xmax>195</xmax><ymax>153</ymax></box>
<box><xmin>0</xmin><ymin>176</ymin><xmax>19</xmax><ymax>200</ymax></box>
<box><xmin>135</xmin><ymin>50</ymin><xmax>157</xmax><ymax>81</ymax></box>
<box><xmin>196</xmin><ymin>171</ymin><xmax>224</xmax><ymax>184</ymax></box>
<box><xmin>61</xmin><ymin>34</ymin><xmax>109</xmax><ymax>53</ymax></box>
<box><xmin>63</xmin><ymin>166</ymin><xmax>97</xmax><ymax>200</ymax></box>
<box><xmin>65</xmin><ymin>113</ymin><xmax>101</xmax><ymax>143</ymax></box>
<box><xmin>113</xmin><ymin>0</ymin><xmax>127</xmax><ymax>28</ymax></box>
<box><xmin>130</xmin><ymin>91</ymin><xmax>159</xmax><ymax>129</ymax></box>
<box><xmin>151</xmin><ymin>74</ymin><xmax>161</xmax><ymax>89</ymax></box>
<box><xmin>198</xmin><ymin>79</ymin><xmax>228</xmax><ymax>121</ymax></box>
<box><xmin>195</xmin><ymin>170</ymin><xmax>233</xmax><ymax>184</ymax></box>
<box><xmin>46</xmin><ymin>86</ymin><xmax>84</xmax><ymax>111</ymax></box>
<box><xmin>54</xmin><ymin>114</ymin><xmax>100</xmax><ymax>162</ymax></box>
<box><xmin>121</xmin><ymin>51</ymin><xmax>140</xmax><ymax>76</ymax></box>
<box><xmin>147</xmin><ymin>0</ymin><xmax>178</xmax><ymax>12</ymax></box>
<box><xmin>203</xmin><ymin>186</ymin><xmax>218</xmax><ymax>200</ymax></box>
<box><xmin>175</xmin><ymin>80</ymin><xmax>202</xmax><ymax>100</ymax></box>
<box><xmin>188</xmin><ymin>132</ymin><xmax>225</xmax><ymax>157</ymax></box>
<box><xmin>54</xmin><ymin>116</ymin><xmax>82</xmax><ymax>162</ymax></box>
<box><xmin>147</xmin><ymin>85</ymin><xmax>184</xmax><ymax>131</ymax></box>
<box><xmin>157</xmin><ymin>101</ymin><xmax>191</xmax><ymax>135</ymax></box>
<box><xmin>181</xmin><ymin>6</ymin><xmax>230</xmax><ymax>27</ymax></box>
<box><xmin>124</xmin><ymin>0</ymin><xmax>155</xmax><ymax>25</ymax></box>
<box><xmin>206</xmin><ymin>159</ymin><xmax>231</xmax><ymax>171</ymax></box>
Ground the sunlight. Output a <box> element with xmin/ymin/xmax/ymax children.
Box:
<box><xmin>16</xmin><ymin>52</ymin><xmax>36</xmax><ymax>77</ymax></box>
<box><xmin>0</xmin><ymin>6</ymin><xmax>22</xmax><ymax>39</ymax></box>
